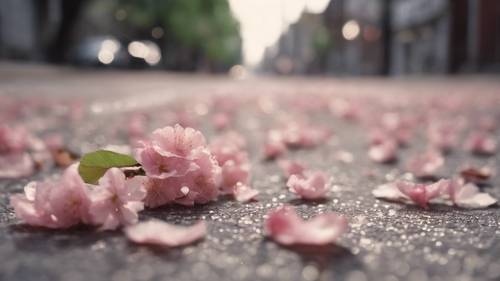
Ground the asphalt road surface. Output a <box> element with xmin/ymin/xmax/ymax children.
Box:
<box><xmin>1</xmin><ymin>63</ymin><xmax>500</xmax><ymax>281</ymax></box>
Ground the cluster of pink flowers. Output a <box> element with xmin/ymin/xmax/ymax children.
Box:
<box><xmin>372</xmin><ymin>178</ymin><xmax>497</xmax><ymax>209</ymax></box>
<box><xmin>135</xmin><ymin>125</ymin><xmax>221</xmax><ymax>207</ymax></box>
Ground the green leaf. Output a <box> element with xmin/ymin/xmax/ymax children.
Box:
<box><xmin>78</xmin><ymin>150</ymin><xmax>139</xmax><ymax>184</ymax></box>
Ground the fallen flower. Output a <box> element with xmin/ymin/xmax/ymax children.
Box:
<box><xmin>233</xmin><ymin>182</ymin><xmax>259</xmax><ymax>202</ymax></box>
<box><xmin>220</xmin><ymin>161</ymin><xmax>250</xmax><ymax>194</ymax></box>
<box><xmin>0</xmin><ymin>153</ymin><xmax>34</xmax><ymax>179</ymax></box>
<box><xmin>212</xmin><ymin>112</ymin><xmax>231</xmax><ymax>130</ymax></box>
<box><xmin>264</xmin><ymin>130</ymin><xmax>287</xmax><ymax>159</ymax></box>
<box><xmin>372</xmin><ymin>180</ymin><xmax>447</xmax><ymax>208</ymax></box>
<box><xmin>89</xmin><ymin>168</ymin><xmax>146</xmax><ymax>230</ymax></box>
<box><xmin>406</xmin><ymin>150</ymin><xmax>444</xmax><ymax>178</ymax></box>
<box><xmin>0</xmin><ymin>125</ymin><xmax>28</xmax><ymax>154</ymax></box>
<box><xmin>368</xmin><ymin>139</ymin><xmax>398</xmax><ymax>163</ymax></box>
<box><xmin>372</xmin><ymin>179</ymin><xmax>497</xmax><ymax>209</ymax></box>
<box><xmin>278</xmin><ymin>159</ymin><xmax>306</xmax><ymax>179</ymax></box>
<box><xmin>427</xmin><ymin>122</ymin><xmax>459</xmax><ymax>152</ymax></box>
<box><xmin>125</xmin><ymin>220</ymin><xmax>207</xmax><ymax>247</ymax></box>
<box><xmin>396</xmin><ymin>180</ymin><xmax>445</xmax><ymax>208</ymax></box>
<box><xmin>447</xmin><ymin>179</ymin><xmax>497</xmax><ymax>209</ymax></box>
<box><xmin>265</xmin><ymin>205</ymin><xmax>348</xmax><ymax>245</ymax></box>
<box><xmin>136</xmin><ymin>125</ymin><xmax>221</xmax><ymax>207</ymax></box>
<box><xmin>464</xmin><ymin>131</ymin><xmax>497</xmax><ymax>155</ymax></box>
<box><xmin>10</xmin><ymin>164</ymin><xmax>92</xmax><ymax>228</ymax></box>
<box><xmin>335</xmin><ymin>150</ymin><xmax>354</xmax><ymax>163</ymax></box>
<box><xmin>209</xmin><ymin>131</ymin><xmax>250</xmax><ymax>194</ymax></box>
<box><xmin>287</xmin><ymin>171</ymin><xmax>329</xmax><ymax>200</ymax></box>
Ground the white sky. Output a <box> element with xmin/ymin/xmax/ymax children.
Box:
<box><xmin>228</xmin><ymin>0</ymin><xmax>331</xmax><ymax>67</ymax></box>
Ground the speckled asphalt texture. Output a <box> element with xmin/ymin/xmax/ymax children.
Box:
<box><xmin>1</xmin><ymin>65</ymin><xmax>500</xmax><ymax>281</ymax></box>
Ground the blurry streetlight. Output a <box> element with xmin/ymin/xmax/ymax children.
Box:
<box><xmin>342</xmin><ymin>20</ymin><xmax>360</xmax><ymax>41</ymax></box>
<box><xmin>128</xmin><ymin>40</ymin><xmax>161</xmax><ymax>66</ymax></box>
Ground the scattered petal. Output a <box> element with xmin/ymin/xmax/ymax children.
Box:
<box><xmin>447</xmin><ymin>180</ymin><xmax>497</xmax><ymax>209</ymax></box>
<box><xmin>89</xmin><ymin>168</ymin><xmax>147</xmax><ymax>230</ymax></box>
<box><xmin>464</xmin><ymin>131</ymin><xmax>497</xmax><ymax>155</ymax></box>
<box><xmin>265</xmin><ymin>205</ymin><xmax>348</xmax><ymax>245</ymax></box>
<box><xmin>278</xmin><ymin>159</ymin><xmax>306</xmax><ymax>179</ymax></box>
<box><xmin>406</xmin><ymin>150</ymin><xmax>444</xmax><ymax>178</ymax></box>
<box><xmin>373</xmin><ymin>178</ymin><xmax>496</xmax><ymax>209</ymax></box>
<box><xmin>125</xmin><ymin>220</ymin><xmax>206</xmax><ymax>247</ymax></box>
<box><xmin>0</xmin><ymin>153</ymin><xmax>34</xmax><ymax>178</ymax></box>
<box><xmin>368</xmin><ymin>139</ymin><xmax>397</xmax><ymax>163</ymax></box>
<box><xmin>10</xmin><ymin>164</ymin><xmax>92</xmax><ymax>228</ymax></box>
<box><xmin>287</xmin><ymin>171</ymin><xmax>329</xmax><ymax>200</ymax></box>
<box><xmin>234</xmin><ymin>182</ymin><xmax>259</xmax><ymax>202</ymax></box>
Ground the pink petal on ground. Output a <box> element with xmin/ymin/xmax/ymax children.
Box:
<box><xmin>368</xmin><ymin>139</ymin><xmax>398</xmax><ymax>163</ymax></box>
<box><xmin>447</xmin><ymin>180</ymin><xmax>497</xmax><ymax>209</ymax></box>
<box><xmin>220</xmin><ymin>161</ymin><xmax>250</xmax><ymax>194</ymax></box>
<box><xmin>212</xmin><ymin>112</ymin><xmax>231</xmax><ymax>130</ymax></box>
<box><xmin>125</xmin><ymin>220</ymin><xmax>207</xmax><ymax>247</ymax></box>
<box><xmin>372</xmin><ymin>182</ymin><xmax>406</xmax><ymax>202</ymax></box>
<box><xmin>396</xmin><ymin>180</ymin><xmax>443</xmax><ymax>209</ymax></box>
<box><xmin>0</xmin><ymin>153</ymin><xmax>34</xmax><ymax>179</ymax></box>
<box><xmin>264</xmin><ymin>130</ymin><xmax>287</xmax><ymax>159</ymax></box>
<box><xmin>0</xmin><ymin>125</ymin><xmax>29</xmax><ymax>153</ymax></box>
<box><xmin>233</xmin><ymin>182</ymin><xmax>259</xmax><ymax>202</ymax></box>
<box><xmin>406</xmin><ymin>150</ymin><xmax>444</xmax><ymax>178</ymax></box>
<box><xmin>89</xmin><ymin>168</ymin><xmax>146</xmax><ymax>230</ymax></box>
<box><xmin>464</xmin><ymin>131</ymin><xmax>497</xmax><ymax>155</ymax></box>
<box><xmin>335</xmin><ymin>150</ymin><xmax>354</xmax><ymax>163</ymax></box>
<box><xmin>265</xmin><ymin>205</ymin><xmax>348</xmax><ymax>245</ymax></box>
<box><xmin>427</xmin><ymin>122</ymin><xmax>459</xmax><ymax>152</ymax></box>
<box><xmin>278</xmin><ymin>159</ymin><xmax>306</xmax><ymax>178</ymax></box>
<box><xmin>373</xmin><ymin>180</ymin><xmax>449</xmax><ymax>208</ymax></box>
<box><xmin>10</xmin><ymin>164</ymin><xmax>93</xmax><ymax>228</ymax></box>
<box><xmin>287</xmin><ymin>171</ymin><xmax>329</xmax><ymax>200</ymax></box>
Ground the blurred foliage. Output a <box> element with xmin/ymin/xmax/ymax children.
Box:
<box><xmin>114</xmin><ymin>0</ymin><xmax>240</xmax><ymax>70</ymax></box>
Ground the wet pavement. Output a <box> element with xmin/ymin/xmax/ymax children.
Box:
<box><xmin>1</xmin><ymin>64</ymin><xmax>500</xmax><ymax>281</ymax></box>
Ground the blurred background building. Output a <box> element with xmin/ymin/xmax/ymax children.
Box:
<box><xmin>0</xmin><ymin>0</ymin><xmax>499</xmax><ymax>75</ymax></box>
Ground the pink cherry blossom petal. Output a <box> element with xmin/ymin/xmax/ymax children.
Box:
<box><xmin>89</xmin><ymin>168</ymin><xmax>146</xmax><ymax>230</ymax></box>
<box><xmin>427</xmin><ymin>121</ymin><xmax>460</xmax><ymax>152</ymax></box>
<box><xmin>396</xmin><ymin>180</ymin><xmax>445</xmax><ymax>208</ymax></box>
<box><xmin>136</xmin><ymin>125</ymin><xmax>221</xmax><ymax>207</ymax></box>
<box><xmin>125</xmin><ymin>220</ymin><xmax>207</xmax><ymax>247</ymax></box>
<box><xmin>278</xmin><ymin>159</ymin><xmax>306</xmax><ymax>179</ymax></box>
<box><xmin>0</xmin><ymin>125</ymin><xmax>29</xmax><ymax>153</ymax></box>
<box><xmin>0</xmin><ymin>153</ymin><xmax>34</xmax><ymax>178</ymax></box>
<box><xmin>265</xmin><ymin>205</ymin><xmax>348</xmax><ymax>245</ymax></box>
<box><xmin>264</xmin><ymin>130</ymin><xmax>287</xmax><ymax>159</ymax></box>
<box><xmin>464</xmin><ymin>131</ymin><xmax>497</xmax><ymax>155</ymax></box>
<box><xmin>10</xmin><ymin>164</ymin><xmax>92</xmax><ymax>228</ymax></box>
<box><xmin>373</xmin><ymin>178</ymin><xmax>496</xmax><ymax>209</ymax></box>
<box><xmin>447</xmin><ymin>180</ymin><xmax>497</xmax><ymax>209</ymax></box>
<box><xmin>406</xmin><ymin>150</ymin><xmax>444</xmax><ymax>178</ymax></box>
<box><xmin>234</xmin><ymin>182</ymin><xmax>259</xmax><ymax>202</ymax></box>
<box><xmin>368</xmin><ymin>139</ymin><xmax>398</xmax><ymax>163</ymax></box>
<box><xmin>286</xmin><ymin>171</ymin><xmax>329</xmax><ymax>200</ymax></box>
